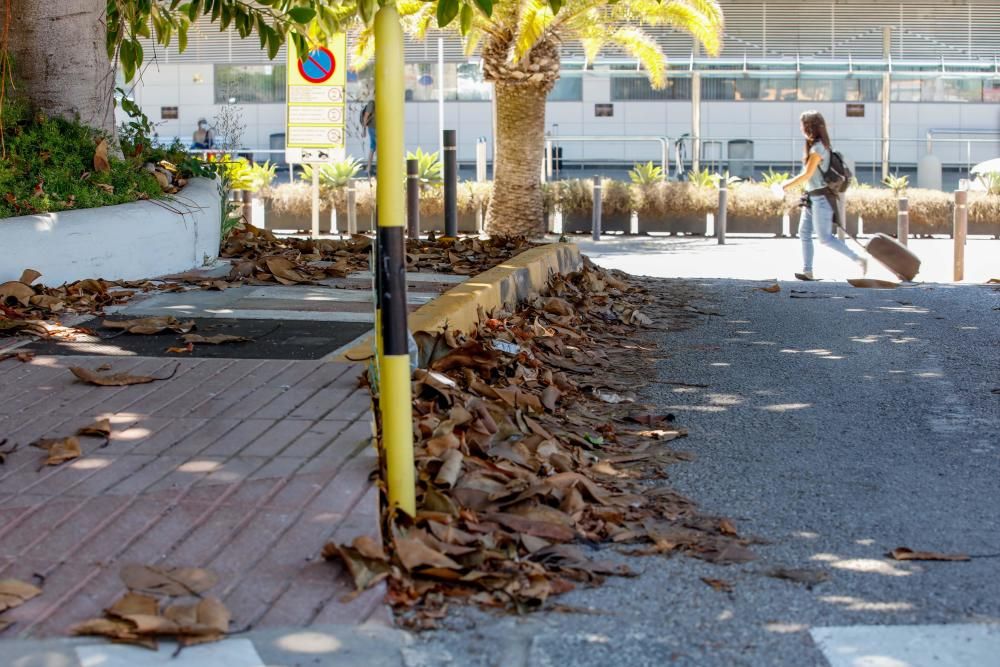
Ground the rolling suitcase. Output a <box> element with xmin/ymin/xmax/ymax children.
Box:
<box><xmin>864</xmin><ymin>233</ymin><xmax>921</xmax><ymax>282</ymax></box>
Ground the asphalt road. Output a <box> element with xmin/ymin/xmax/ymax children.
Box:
<box><xmin>405</xmin><ymin>277</ymin><xmax>1000</xmax><ymax>666</ymax></box>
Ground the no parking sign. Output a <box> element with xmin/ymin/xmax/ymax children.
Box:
<box><xmin>286</xmin><ymin>35</ymin><xmax>346</xmax><ymax>164</ymax></box>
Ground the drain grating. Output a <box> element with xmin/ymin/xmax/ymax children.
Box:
<box><xmin>26</xmin><ymin>317</ymin><xmax>372</xmax><ymax>360</ymax></box>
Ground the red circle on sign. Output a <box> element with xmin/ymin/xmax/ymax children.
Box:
<box><xmin>297</xmin><ymin>46</ymin><xmax>336</xmax><ymax>84</ymax></box>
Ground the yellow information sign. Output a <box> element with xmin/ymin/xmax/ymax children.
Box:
<box><xmin>285</xmin><ymin>34</ymin><xmax>347</xmax><ymax>163</ymax></box>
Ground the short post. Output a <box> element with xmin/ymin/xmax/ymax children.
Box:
<box><xmin>406</xmin><ymin>158</ymin><xmax>420</xmax><ymax>238</ymax></box>
<box><xmin>475</xmin><ymin>137</ymin><xmax>487</xmax><ymax>233</ymax></box>
<box><xmin>954</xmin><ymin>189</ymin><xmax>967</xmax><ymax>282</ymax></box>
<box><xmin>443</xmin><ymin>129</ymin><xmax>458</xmax><ymax>237</ymax></box>
<box><xmin>346</xmin><ymin>180</ymin><xmax>357</xmax><ymax>235</ymax></box>
<box><xmin>310</xmin><ymin>166</ymin><xmax>320</xmax><ymax>238</ymax></box>
<box><xmin>897</xmin><ymin>196</ymin><xmax>909</xmax><ymax>246</ymax></box>
<box><xmin>717</xmin><ymin>179</ymin><xmax>728</xmax><ymax>245</ymax></box>
<box><xmin>592</xmin><ymin>176</ymin><xmax>602</xmax><ymax>242</ymax></box>
<box><xmin>545</xmin><ymin>140</ymin><xmax>553</xmax><ymax>181</ymax></box>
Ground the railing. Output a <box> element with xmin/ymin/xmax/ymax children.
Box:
<box><xmin>543</xmin><ymin>136</ymin><xmax>669</xmax><ymax>182</ymax></box>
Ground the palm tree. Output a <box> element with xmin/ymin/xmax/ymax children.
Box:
<box><xmin>354</xmin><ymin>0</ymin><xmax>723</xmax><ymax>237</ymax></box>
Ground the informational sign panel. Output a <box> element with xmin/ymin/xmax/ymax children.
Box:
<box><xmin>286</xmin><ymin>34</ymin><xmax>346</xmax><ymax>164</ymax></box>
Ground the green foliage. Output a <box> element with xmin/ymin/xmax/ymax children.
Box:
<box><xmin>629</xmin><ymin>161</ymin><xmax>665</xmax><ymax>185</ymax></box>
<box><xmin>710</xmin><ymin>171</ymin><xmax>742</xmax><ymax>189</ymax></box>
<box><xmin>761</xmin><ymin>169</ymin><xmax>790</xmax><ymax>187</ymax></box>
<box><xmin>0</xmin><ymin>100</ymin><xmax>161</xmax><ymax>219</ymax></box>
<box><xmin>976</xmin><ymin>171</ymin><xmax>1000</xmax><ymax>196</ymax></box>
<box><xmin>882</xmin><ymin>173</ymin><xmax>909</xmax><ymax>195</ymax></box>
<box><xmin>300</xmin><ymin>157</ymin><xmax>363</xmax><ymax>189</ymax></box>
<box><xmin>686</xmin><ymin>168</ymin><xmax>715</xmax><ymax>188</ymax></box>
<box><xmin>406</xmin><ymin>148</ymin><xmax>443</xmax><ymax>188</ymax></box>
<box><xmin>246</xmin><ymin>161</ymin><xmax>277</xmax><ymax>192</ymax></box>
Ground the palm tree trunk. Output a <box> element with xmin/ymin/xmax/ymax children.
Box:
<box><xmin>9</xmin><ymin>0</ymin><xmax>116</xmax><ymax>135</ymax></box>
<box><xmin>482</xmin><ymin>35</ymin><xmax>559</xmax><ymax>238</ymax></box>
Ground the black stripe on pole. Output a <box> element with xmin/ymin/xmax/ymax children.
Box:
<box><xmin>378</xmin><ymin>225</ymin><xmax>408</xmax><ymax>356</ymax></box>
<box><xmin>443</xmin><ymin>129</ymin><xmax>458</xmax><ymax>237</ymax></box>
<box><xmin>374</xmin><ymin>209</ymin><xmax>382</xmax><ymax>314</ymax></box>
<box><xmin>407</xmin><ymin>158</ymin><xmax>420</xmax><ymax>238</ymax></box>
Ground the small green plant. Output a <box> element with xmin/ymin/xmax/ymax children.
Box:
<box><xmin>850</xmin><ymin>176</ymin><xmax>873</xmax><ymax>191</ymax></box>
<box><xmin>245</xmin><ymin>161</ymin><xmax>277</xmax><ymax>192</ymax></box>
<box><xmin>686</xmin><ymin>168</ymin><xmax>715</xmax><ymax>188</ymax></box>
<box><xmin>761</xmin><ymin>169</ymin><xmax>790</xmax><ymax>187</ymax></box>
<box><xmin>301</xmin><ymin>157</ymin><xmax>363</xmax><ymax>190</ymax></box>
<box><xmin>882</xmin><ymin>173</ymin><xmax>909</xmax><ymax>195</ymax></box>
<box><xmin>977</xmin><ymin>171</ymin><xmax>1000</xmax><ymax>196</ymax></box>
<box><xmin>406</xmin><ymin>148</ymin><xmax>443</xmax><ymax>188</ymax></box>
<box><xmin>710</xmin><ymin>171</ymin><xmax>742</xmax><ymax>189</ymax></box>
<box><xmin>629</xmin><ymin>161</ymin><xmax>664</xmax><ymax>185</ymax></box>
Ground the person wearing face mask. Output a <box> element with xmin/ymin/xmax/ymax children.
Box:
<box><xmin>192</xmin><ymin>119</ymin><xmax>214</xmax><ymax>150</ymax></box>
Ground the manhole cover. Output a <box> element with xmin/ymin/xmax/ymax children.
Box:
<box><xmin>26</xmin><ymin>317</ymin><xmax>371</xmax><ymax>360</ymax></box>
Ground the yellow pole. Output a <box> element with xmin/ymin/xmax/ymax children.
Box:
<box><xmin>374</xmin><ymin>4</ymin><xmax>415</xmax><ymax>517</ymax></box>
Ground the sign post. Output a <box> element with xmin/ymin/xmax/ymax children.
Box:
<box><xmin>286</xmin><ymin>35</ymin><xmax>347</xmax><ymax>237</ymax></box>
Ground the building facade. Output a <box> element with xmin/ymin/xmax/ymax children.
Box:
<box><xmin>127</xmin><ymin>0</ymin><xmax>1000</xmax><ymax>179</ymax></box>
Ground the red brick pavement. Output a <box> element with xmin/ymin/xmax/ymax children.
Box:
<box><xmin>0</xmin><ymin>355</ymin><xmax>386</xmax><ymax>638</ymax></box>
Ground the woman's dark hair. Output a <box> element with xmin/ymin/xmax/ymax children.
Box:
<box><xmin>800</xmin><ymin>110</ymin><xmax>831</xmax><ymax>161</ymax></box>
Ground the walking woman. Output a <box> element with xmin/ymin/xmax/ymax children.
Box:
<box><xmin>781</xmin><ymin>110</ymin><xmax>867</xmax><ymax>280</ymax></box>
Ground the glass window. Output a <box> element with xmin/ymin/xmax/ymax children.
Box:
<box><xmin>611</xmin><ymin>75</ymin><xmax>690</xmax><ymax>100</ymax></box>
<box><xmin>921</xmin><ymin>78</ymin><xmax>983</xmax><ymax>102</ymax></box>
<box><xmin>890</xmin><ymin>79</ymin><xmax>922</xmax><ymax>102</ymax></box>
<box><xmin>847</xmin><ymin>79</ymin><xmax>883</xmax><ymax>102</ymax></box>
<box><xmin>214</xmin><ymin>65</ymin><xmax>286</xmax><ymax>104</ymax></box>
<box><xmin>549</xmin><ymin>71</ymin><xmax>582</xmax><ymax>101</ymax></box>
<box><xmin>758</xmin><ymin>78</ymin><xmax>797</xmax><ymax>101</ymax></box>
<box><xmin>456</xmin><ymin>63</ymin><xmax>491</xmax><ymax>101</ymax></box>
<box><xmin>984</xmin><ymin>80</ymin><xmax>1000</xmax><ymax>103</ymax></box>
<box><xmin>797</xmin><ymin>79</ymin><xmax>835</xmax><ymax>101</ymax></box>
<box><xmin>404</xmin><ymin>63</ymin><xmax>457</xmax><ymax>101</ymax></box>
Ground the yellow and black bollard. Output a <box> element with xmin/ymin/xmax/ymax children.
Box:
<box><xmin>374</xmin><ymin>4</ymin><xmax>415</xmax><ymax>517</ymax></box>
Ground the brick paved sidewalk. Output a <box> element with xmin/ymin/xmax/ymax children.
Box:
<box><xmin>0</xmin><ymin>354</ymin><xmax>385</xmax><ymax>639</ymax></box>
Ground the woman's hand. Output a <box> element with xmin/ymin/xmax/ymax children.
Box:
<box><xmin>771</xmin><ymin>182</ymin><xmax>786</xmax><ymax>198</ymax></box>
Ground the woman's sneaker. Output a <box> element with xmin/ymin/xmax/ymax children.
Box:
<box><xmin>795</xmin><ymin>271</ymin><xmax>816</xmax><ymax>281</ymax></box>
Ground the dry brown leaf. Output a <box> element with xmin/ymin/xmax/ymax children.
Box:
<box><xmin>32</xmin><ymin>436</ymin><xmax>81</xmax><ymax>466</ymax></box>
<box><xmin>323</xmin><ymin>542</ymin><xmax>391</xmax><ymax>590</ymax></box>
<box><xmin>435</xmin><ymin>448</ymin><xmax>464</xmax><ymax>489</ymax></box>
<box><xmin>166</xmin><ymin>343</ymin><xmax>194</xmax><ymax>354</ymax></box>
<box><xmin>70</xmin><ymin>364</ymin><xmax>179</xmax><ymax>387</ymax></box>
<box><xmin>19</xmin><ymin>269</ymin><xmax>41</xmax><ymax>285</ymax></box>
<box><xmin>77</xmin><ymin>418</ymin><xmax>112</xmax><ymax>439</ymax></box>
<box><xmin>847</xmin><ymin>278</ymin><xmax>899</xmax><ymax>289</ymax></box>
<box><xmin>394</xmin><ymin>536</ymin><xmax>462</xmax><ymax>571</ymax></box>
<box><xmin>0</xmin><ymin>280</ymin><xmax>35</xmax><ymax>306</ymax></box>
<box><xmin>0</xmin><ymin>351</ymin><xmax>35</xmax><ymax>363</ymax></box>
<box><xmin>120</xmin><ymin>564</ymin><xmax>218</xmax><ymax>596</ymax></box>
<box><xmin>887</xmin><ymin>547</ymin><xmax>970</xmax><ymax>562</ymax></box>
<box><xmin>701</xmin><ymin>577</ymin><xmax>733</xmax><ymax>592</ymax></box>
<box><xmin>106</xmin><ymin>592</ymin><xmax>159</xmax><ymax>618</ymax></box>
<box><xmin>181</xmin><ymin>334</ymin><xmax>251</xmax><ymax>345</ymax></box>
<box><xmin>0</xmin><ymin>578</ymin><xmax>42</xmax><ymax>612</ymax></box>
<box><xmin>72</xmin><ymin>617</ymin><xmax>156</xmax><ymax>649</ymax></box>
<box><xmin>756</xmin><ymin>283</ymin><xmax>781</xmax><ymax>293</ymax></box>
<box><xmin>93</xmin><ymin>139</ymin><xmax>111</xmax><ymax>173</ymax></box>
<box><xmin>766</xmin><ymin>568</ymin><xmax>830</xmax><ymax>586</ymax></box>
<box><xmin>264</xmin><ymin>256</ymin><xmax>312</xmax><ymax>284</ymax></box>
<box><xmin>102</xmin><ymin>316</ymin><xmax>195</xmax><ymax>335</ymax></box>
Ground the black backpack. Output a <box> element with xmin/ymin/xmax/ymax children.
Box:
<box><xmin>823</xmin><ymin>149</ymin><xmax>852</xmax><ymax>193</ymax></box>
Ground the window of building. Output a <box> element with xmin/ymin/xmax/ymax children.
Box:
<box><xmin>611</xmin><ymin>75</ymin><xmax>691</xmax><ymax>100</ymax></box>
<box><xmin>890</xmin><ymin>79</ymin><xmax>921</xmax><ymax>102</ymax></box>
<box><xmin>456</xmin><ymin>63</ymin><xmax>491</xmax><ymax>101</ymax></box>
<box><xmin>549</xmin><ymin>66</ymin><xmax>583</xmax><ymax>101</ymax></box>
<box><xmin>985</xmin><ymin>80</ymin><xmax>1000</xmax><ymax>103</ymax></box>
<box><xmin>921</xmin><ymin>78</ymin><xmax>983</xmax><ymax>103</ymax></box>
<box><xmin>214</xmin><ymin>65</ymin><xmax>286</xmax><ymax>104</ymax></box>
<box><xmin>845</xmin><ymin>79</ymin><xmax>883</xmax><ymax>102</ymax></box>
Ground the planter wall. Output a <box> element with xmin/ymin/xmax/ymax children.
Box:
<box><xmin>0</xmin><ymin>177</ymin><xmax>221</xmax><ymax>284</ymax></box>
<box><xmin>418</xmin><ymin>212</ymin><xmax>480</xmax><ymax>234</ymax></box>
<box><xmin>261</xmin><ymin>199</ymin><xmax>336</xmax><ymax>233</ymax></box>
<box><xmin>727</xmin><ymin>214</ymin><xmax>784</xmax><ymax>235</ymax></box>
<box><xmin>562</xmin><ymin>210</ymin><xmax>631</xmax><ymax>234</ymax></box>
<box><xmin>638</xmin><ymin>213</ymin><xmax>708</xmax><ymax>234</ymax></box>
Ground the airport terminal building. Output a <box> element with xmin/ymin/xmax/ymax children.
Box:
<box><xmin>129</xmin><ymin>0</ymin><xmax>1000</xmax><ymax>183</ymax></box>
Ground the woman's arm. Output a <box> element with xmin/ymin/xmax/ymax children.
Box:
<box><xmin>782</xmin><ymin>152</ymin><xmax>823</xmax><ymax>191</ymax></box>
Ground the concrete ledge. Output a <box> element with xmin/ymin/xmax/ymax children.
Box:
<box><xmin>340</xmin><ymin>242</ymin><xmax>581</xmax><ymax>361</ymax></box>
<box><xmin>0</xmin><ymin>177</ymin><xmax>221</xmax><ymax>284</ymax></box>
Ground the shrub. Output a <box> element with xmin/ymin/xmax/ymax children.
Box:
<box><xmin>259</xmin><ymin>182</ymin><xmax>331</xmax><ymax>218</ymax></box>
<box><xmin>969</xmin><ymin>192</ymin><xmax>1000</xmax><ymax>226</ymax></box>
<box><xmin>846</xmin><ymin>188</ymin><xmax>896</xmax><ymax>222</ymax></box>
<box><xmin>882</xmin><ymin>174</ymin><xmax>909</xmax><ymax>195</ymax></box>
<box><xmin>906</xmin><ymin>189</ymin><xmax>952</xmax><ymax>233</ymax></box>
<box><xmin>553</xmin><ymin>179</ymin><xmax>636</xmax><ymax>217</ymax></box>
<box><xmin>657</xmin><ymin>182</ymin><xmax>717</xmax><ymax>217</ymax></box>
<box><xmin>761</xmin><ymin>169</ymin><xmax>790</xmax><ymax>187</ymax></box>
<box><xmin>458</xmin><ymin>181</ymin><xmax>492</xmax><ymax>215</ymax></box>
<box><xmin>629</xmin><ymin>162</ymin><xmax>665</xmax><ymax>185</ymax></box>
<box><xmin>728</xmin><ymin>184</ymin><xmax>793</xmax><ymax>219</ymax></box>
<box><xmin>406</xmin><ymin>148</ymin><xmax>443</xmax><ymax>188</ymax></box>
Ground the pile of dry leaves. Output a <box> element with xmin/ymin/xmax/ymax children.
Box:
<box><xmin>72</xmin><ymin>565</ymin><xmax>230</xmax><ymax>650</ymax></box>
<box><xmin>325</xmin><ymin>259</ymin><xmax>753</xmax><ymax>627</ymax></box>
<box><xmin>0</xmin><ymin>578</ymin><xmax>42</xmax><ymax>632</ymax></box>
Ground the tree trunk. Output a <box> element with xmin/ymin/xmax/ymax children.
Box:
<box><xmin>482</xmin><ymin>34</ymin><xmax>559</xmax><ymax>238</ymax></box>
<box><xmin>9</xmin><ymin>0</ymin><xmax>116</xmax><ymax>135</ymax></box>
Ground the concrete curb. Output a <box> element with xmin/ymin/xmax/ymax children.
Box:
<box><xmin>338</xmin><ymin>242</ymin><xmax>581</xmax><ymax>362</ymax></box>
<box><xmin>0</xmin><ymin>177</ymin><xmax>221</xmax><ymax>284</ymax></box>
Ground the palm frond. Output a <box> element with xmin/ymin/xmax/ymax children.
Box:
<box><xmin>352</xmin><ymin>25</ymin><xmax>375</xmax><ymax>68</ymax></box>
<box><xmin>514</xmin><ymin>0</ymin><xmax>556</xmax><ymax>62</ymax></box>
<box><xmin>610</xmin><ymin>26</ymin><xmax>666</xmax><ymax>88</ymax></box>
<box><xmin>637</xmin><ymin>0</ymin><xmax>724</xmax><ymax>56</ymax></box>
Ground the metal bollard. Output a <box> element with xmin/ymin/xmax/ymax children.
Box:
<box><xmin>406</xmin><ymin>158</ymin><xmax>420</xmax><ymax>239</ymax></box>
<box><xmin>953</xmin><ymin>189</ymin><xmax>967</xmax><ymax>281</ymax></box>
<box><xmin>475</xmin><ymin>137</ymin><xmax>487</xmax><ymax>182</ymax></box>
<box><xmin>717</xmin><ymin>179</ymin><xmax>728</xmax><ymax>245</ymax></box>
<box><xmin>897</xmin><ymin>196</ymin><xmax>909</xmax><ymax>246</ymax></box>
<box><xmin>346</xmin><ymin>180</ymin><xmax>357</xmax><ymax>236</ymax></box>
<box><xmin>443</xmin><ymin>129</ymin><xmax>458</xmax><ymax>237</ymax></box>
<box><xmin>592</xmin><ymin>176</ymin><xmax>602</xmax><ymax>242</ymax></box>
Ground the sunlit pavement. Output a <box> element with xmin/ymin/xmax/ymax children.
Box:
<box><xmin>567</xmin><ymin>234</ymin><xmax>998</xmax><ymax>284</ymax></box>
<box><xmin>404</xmin><ymin>263</ymin><xmax>1000</xmax><ymax>665</ymax></box>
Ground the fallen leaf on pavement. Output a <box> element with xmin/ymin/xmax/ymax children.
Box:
<box><xmin>76</xmin><ymin>418</ymin><xmax>112</xmax><ymax>439</ymax></box>
<box><xmin>0</xmin><ymin>351</ymin><xmax>35</xmax><ymax>363</ymax></box>
<box><xmin>0</xmin><ymin>439</ymin><xmax>17</xmax><ymax>465</ymax></box>
<box><xmin>181</xmin><ymin>334</ymin><xmax>251</xmax><ymax>345</ymax></box>
<box><xmin>701</xmin><ymin>577</ymin><xmax>733</xmax><ymax>592</ymax></box>
<box><xmin>70</xmin><ymin>364</ymin><xmax>180</xmax><ymax>387</ymax></box>
<box><xmin>847</xmin><ymin>278</ymin><xmax>898</xmax><ymax>289</ymax></box>
<box><xmin>166</xmin><ymin>343</ymin><xmax>194</xmax><ymax>354</ymax></box>
<box><xmin>766</xmin><ymin>567</ymin><xmax>830</xmax><ymax>587</ymax></box>
<box><xmin>120</xmin><ymin>565</ymin><xmax>218</xmax><ymax>596</ymax></box>
<box><xmin>756</xmin><ymin>283</ymin><xmax>781</xmax><ymax>293</ymax></box>
<box><xmin>102</xmin><ymin>316</ymin><xmax>195</xmax><ymax>335</ymax></box>
<box><xmin>32</xmin><ymin>436</ymin><xmax>82</xmax><ymax>466</ymax></box>
<box><xmin>19</xmin><ymin>269</ymin><xmax>42</xmax><ymax>286</ymax></box>
<box><xmin>106</xmin><ymin>592</ymin><xmax>159</xmax><ymax>618</ymax></box>
<box><xmin>0</xmin><ymin>578</ymin><xmax>42</xmax><ymax>612</ymax></box>
<box><xmin>887</xmin><ymin>547</ymin><xmax>970</xmax><ymax>562</ymax></box>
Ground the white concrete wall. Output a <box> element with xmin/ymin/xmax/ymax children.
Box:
<box><xmin>0</xmin><ymin>179</ymin><xmax>221</xmax><ymax>285</ymax></box>
<box><xmin>123</xmin><ymin>63</ymin><xmax>1000</xmax><ymax>169</ymax></box>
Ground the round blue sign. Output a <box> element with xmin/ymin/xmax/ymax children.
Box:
<box><xmin>298</xmin><ymin>47</ymin><xmax>335</xmax><ymax>84</ymax></box>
